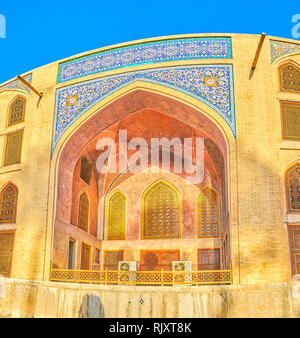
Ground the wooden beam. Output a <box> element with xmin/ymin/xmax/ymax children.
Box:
<box><xmin>17</xmin><ymin>75</ymin><xmax>43</xmax><ymax>98</ymax></box>
<box><xmin>249</xmin><ymin>33</ymin><xmax>266</xmax><ymax>78</ymax></box>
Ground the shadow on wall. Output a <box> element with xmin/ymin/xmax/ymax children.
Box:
<box><xmin>0</xmin><ymin>275</ymin><xmax>5</xmax><ymax>299</ymax></box>
<box><xmin>78</xmin><ymin>294</ymin><xmax>105</xmax><ymax>318</ymax></box>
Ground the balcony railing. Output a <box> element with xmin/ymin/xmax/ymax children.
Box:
<box><xmin>50</xmin><ymin>265</ymin><xmax>232</xmax><ymax>286</ymax></box>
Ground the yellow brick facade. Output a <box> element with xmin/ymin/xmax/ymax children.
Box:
<box><xmin>0</xmin><ymin>33</ymin><xmax>299</xmax><ymax>291</ymax></box>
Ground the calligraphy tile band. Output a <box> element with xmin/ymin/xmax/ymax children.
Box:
<box><xmin>58</xmin><ymin>37</ymin><xmax>232</xmax><ymax>83</ymax></box>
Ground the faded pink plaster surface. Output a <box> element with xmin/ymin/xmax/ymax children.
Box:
<box><xmin>105</xmin><ymin>171</ymin><xmax>214</xmax><ymax>240</ymax></box>
<box><xmin>54</xmin><ymin>90</ymin><xmax>228</xmax><ymax>268</ymax></box>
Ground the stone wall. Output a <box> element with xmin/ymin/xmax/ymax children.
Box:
<box><xmin>1</xmin><ymin>278</ymin><xmax>300</xmax><ymax>318</ymax></box>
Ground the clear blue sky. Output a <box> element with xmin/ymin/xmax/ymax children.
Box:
<box><xmin>0</xmin><ymin>0</ymin><xmax>299</xmax><ymax>84</ymax></box>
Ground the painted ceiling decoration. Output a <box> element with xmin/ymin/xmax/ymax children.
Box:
<box><xmin>0</xmin><ymin>74</ymin><xmax>32</xmax><ymax>94</ymax></box>
<box><xmin>57</xmin><ymin>37</ymin><xmax>232</xmax><ymax>83</ymax></box>
<box><xmin>270</xmin><ymin>40</ymin><xmax>300</xmax><ymax>63</ymax></box>
<box><xmin>52</xmin><ymin>64</ymin><xmax>235</xmax><ymax>154</ymax></box>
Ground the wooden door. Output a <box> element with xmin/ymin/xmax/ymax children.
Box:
<box><xmin>104</xmin><ymin>250</ymin><xmax>124</xmax><ymax>270</ymax></box>
<box><xmin>198</xmin><ymin>249</ymin><xmax>220</xmax><ymax>270</ymax></box>
<box><xmin>140</xmin><ymin>250</ymin><xmax>180</xmax><ymax>271</ymax></box>
<box><xmin>161</xmin><ymin>251</ymin><xmax>180</xmax><ymax>271</ymax></box>
<box><xmin>141</xmin><ymin>251</ymin><xmax>159</xmax><ymax>271</ymax></box>
<box><xmin>0</xmin><ymin>232</ymin><xmax>14</xmax><ymax>277</ymax></box>
<box><xmin>288</xmin><ymin>225</ymin><xmax>300</xmax><ymax>276</ymax></box>
<box><xmin>81</xmin><ymin>243</ymin><xmax>90</xmax><ymax>270</ymax></box>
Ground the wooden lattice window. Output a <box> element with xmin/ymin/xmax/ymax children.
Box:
<box><xmin>286</xmin><ymin>164</ymin><xmax>300</xmax><ymax>212</ymax></box>
<box><xmin>198</xmin><ymin>187</ymin><xmax>219</xmax><ymax>238</ymax></box>
<box><xmin>279</xmin><ymin>62</ymin><xmax>300</xmax><ymax>93</ymax></box>
<box><xmin>0</xmin><ymin>183</ymin><xmax>18</xmax><ymax>224</ymax></box>
<box><xmin>287</xmin><ymin>225</ymin><xmax>300</xmax><ymax>277</ymax></box>
<box><xmin>78</xmin><ymin>192</ymin><xmax>89</xmax><ymax>232</ymax></box>
<box><xmin>281</xmin><ymin>101</ymin><xmax>300</xmax><ymax>140</ymax></box>
<box><xmin>4</xmin><ymin>130</ymin><xmax>23</xmax><ymax>166</ymax></box>
<box><xmin>0</xmin><ymin>232</ymin><xmax>15</xmax><ymax>277</ymax></box>
<box><xmin>7</xmin><ymin>97</ymin><xmax>25</xmax><ymax>127</ymax></box>
<box><xmin>142</xmin><ymin>180</ymin><xmax>180</xmax><ymax>239</ymax></box>
<box><xmin>107</xmin><ymin>191</ymin><xmax>126</xmax><ymax>240</ymax></box>
<box><xmin>80</xmin><ymin>156</ymin><xmax>92</xmax><ymax>185</ymax></box>
<box><xmin>198</xmin><ymin>249</ymin><xmax>220</xmax><ymax>270</ymax></box>
<box><xmin>104</xmin><ymin>250</ymin><xmax>123</xmax><ymax>270</ymax></box>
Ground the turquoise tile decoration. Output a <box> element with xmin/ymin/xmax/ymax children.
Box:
<box><xmin>0</xmin><ymin>74</ymin><xmax>32</xmax><ymax>93</ymax></box>
<box><xmin>58</xmin><ymin>37</ymin><xmax>232</xmax><ymax>83</ymax></box>
<box><xmin>270</xmin><ymin>40</ymin><xmax>300</xmax><ymax>63</ymax></box>
<box><xmin>52</xmin><ymin>64</ymin><xmax>235</xmax><ymax>155</ymax></box>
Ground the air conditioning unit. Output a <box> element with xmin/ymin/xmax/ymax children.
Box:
<box><xmin>118</xmin><ymin>261</ymin><xmax>137</xmax><ymax>284</ymax></box>
<box><xmin>172</xmin><ymin>261</ymin><xmax>192</xmax><ymax>284</ymax></box>
<box><xmin>118</xmin><ymin>261</ymin><xmax>137</xmax><ymax>271</ymax></box>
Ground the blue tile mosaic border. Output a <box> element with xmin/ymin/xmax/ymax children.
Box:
<box><xmin>0</xmin><ymin>74</ymin><xmax>32</xmax><ymax>93</ymax></box>
<box><xmin>270</xmin><ymin>40</ymin><xmax>300</xmax><ymax>63</ymax></box>
<box><xmin>52</xmin><ymin>65</ymin><xmax>235</xmax><ymax>155</ymax></box>
<box><xmin>58</xmin><ymin>37</ymin><xmax>232</xmax><ymax>83</ymax></box>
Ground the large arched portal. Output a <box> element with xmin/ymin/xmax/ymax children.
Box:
<box><xmin>51</xmin><ymin>89</ymin><xmax>231</xmax><ymax>276</ymax></box>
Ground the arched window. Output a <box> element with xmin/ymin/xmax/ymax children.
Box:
<box><xmin>107</xmin><ymin>191</ymin><xmax>126</xmax><ymax>240</ymax></box>
<box><xmin>286</xmin><ymin>163</ymin><xmax>300</xmax><ymax>212</ymax></box>
<box><xmin>7</xmin><ymin>97</ymin><xmax>25</xmax><ymax>126</ymax></box>
<box><xmin>279</xmin><ymin>62</ymin><xmax>300</xmax><ymax>93</ymax></box>
<box><xmin>0</xmin><ymin>183</ymin><xmax>18</xmax><ymax>224</ymax></box>
<box><xmin>198</xmin><ymin>186</ymin><xmax>219</xmax><ymax>238</ymax></box>
<box><xmin>142</xmin><ymin>180</ymin><xmax>180</xmax><ymax>239</ymax></box>
<box><xmin>78</xmin><ymin>192</ymin><xmax>89</xmax><ymax>232</ymax></box>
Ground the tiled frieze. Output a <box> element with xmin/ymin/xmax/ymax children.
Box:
<box><xmin>270</xmin><ymin>40</ymin><xmax>300</xmax><ymax>63</ymax></box>
<box><xmin>52</xmin><ymin>64</ymin><xmax>235</xmax><ymax>154</ymax></box>
<box><xmin>0</xmin><ymin>74</ymin><xmax>32</xmax><ymax>93</ymax></box>
<box><xmin>58</xmin><ymin>37</ymin><xmax>232</xmax><ymax>83</ymax></box>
